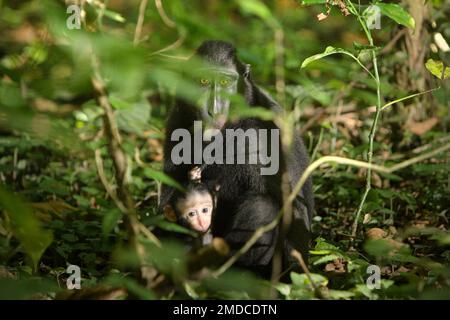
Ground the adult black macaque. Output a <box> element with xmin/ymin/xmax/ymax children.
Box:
<box><xmin>160</xmin><ymin>40</ymin><xmax>314</xmax><ymax>278</ymax></box>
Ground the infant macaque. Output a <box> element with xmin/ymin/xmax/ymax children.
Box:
<box><xmin>163</xmin><ymin>166</ymin><xmax>218</xmax><ymax>245</ymax></box>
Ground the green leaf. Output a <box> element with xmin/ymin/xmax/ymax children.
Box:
<box><xmin>327</xmin><ymin>289</ymin><xmax>355</xmax><ymax>299</ymax></box>
<box><xmin>313</xmin><ymin>237</ymin><xmax>340</xmax><ymax>251</ymax></box>
<box><xmin>0</xmin><ymin>186</ymin><xmax>53</xmax><ymax>271</ymax></box>
<box><xmin>300</xmin><ymin>0</ymin><xmax>327</xmax><ymax>5</ymax></box>
<box><xmin>354</xmin><ymin>284</ymin><xmax>378</xmax><ymax>299</ymax></box>
<box><xmin>301</xmin><ymin>46</ymin><xmax>347</xmax><ymax>68</ymax></box>
<box><xmin>102</xmin><ymin>208</ymin><xmax>123</xmax><ymax>237</ymax></box>
<box><xmin>99</xmin><ymin>9</ymin><xmax>126</xmax><ymax>23</ymax></box>
<box><xmin>291</xmin><ymin>271</ymin><xmax>328</xmax><ymax>288</ymax></box>
<box><xmin>310</xmin><ymin>250</ymin><xmax>332</xmax><ymax>255</ymax></box>
<box><xmin>425</xmin><ymin>59</ymin><xmax>450</xmax><ymax>80</ymax></box>
<box><xmin>301</xmin><ymin>46</ymin><xmax>375</xmax><ymax>79</ymax></box>
<box><xmin>0</xmin><ymin>278</ymin><xmax>59</xmax><ymax>299</ymax></box>
<box><xmin>353</xmin><ymin>42</ymin><xmax>380</xmax><ymax>52</ymax></box>
<box><xmin>313</xmin><ymin>254</ymin><xmax>341</xmax><ymax>265</ymax></box>
<box><xmin>143</xmin><ymin>167</ymin><xmax>185</xmax><ymax>191</ymax></box>
<box><xmin>151</xmin><ymin>216</ymin><xmax>198</xmax><ymax>237</ymax></box>
<box><xmin>104</xmin><ymin>275</ymin><xmax>155</xmax><ymax>300</ymax></box>
<box><xmin>274</xmin><ymin>283</ymin><xmax>291</xmax><ymax>297</ymax></box>
<box><xmin>236</xmin><ymin>0</ymin><xmax>279</xmax><ymax>28</ymax></box>
<box><xmin>376</xmin><ymin>2</ymin><xmax>415</xmax><ymax>29</ymax></box>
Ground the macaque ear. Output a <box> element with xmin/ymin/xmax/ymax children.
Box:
<box><xmin>163</xmin><ymin>205</ymin><xmax>177</xmax><ymax>222</ymax></box>
<box><xmin>214</xmin><ymin>184</ymin><xmax>220</xmax><ymax>192</ymax></box>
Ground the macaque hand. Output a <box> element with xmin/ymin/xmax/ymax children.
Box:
<box><xmin>188</xmin><ymin>166</ymin><xmax>202</xmax><ymax>181</ymax></box>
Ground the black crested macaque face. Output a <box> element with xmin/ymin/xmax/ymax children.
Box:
<box><xmin>193</xmin><ymin>41</ymin><xmax>242</xmax><ymax>129</ymax></box>
<box><xmin>195</xmin><ymin>67</ymin><xmax>238</xmax><ymax>129</ymax></box>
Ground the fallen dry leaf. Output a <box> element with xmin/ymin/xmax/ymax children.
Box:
<box><xmin>365</xmin><ymin>227</ymin><xmax>388</xmax><ymax>240</ymax></box>
<box><xmin>324</xmin><ymin>258</ymin><xmax>346</xmax><ymax>273</ymax></box>
<box><xmin>407</xmin><ymin>117</ymin><xmax>438</xmax><ymax>135</ymax></box>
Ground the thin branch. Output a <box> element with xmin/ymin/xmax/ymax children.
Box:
<box><xmin>149</xmin><ymin>0</ymin><xmax>186</xmax><ymax>56</ymax></box>
<box><xmin>381</xmin><ymin>87</ymin><xmax>440</xmax><ymax>111</ymax></box>
<box><xmin>155</xmin><ymin>0</ymin><xmax>176</xmax><ymax>28</ymax></box>
<box><xmin>150</xmin><ymin>32</ymin><xmax>186</xmax><ymax>56</ymax></box>
<box><xmin>91</xmin><ymin>53</ymin><xmax>160</xmax><ymax>287</ymax></box>
<box><xmin>274</xmin><ymin>28</ymin><xmax>285</xmax><ymax>108</ymax></box>
<box><xmin>134</xmin><ymin>0</ymin><xmax>149</xmax><ymax>46</ymax></box>
<box><xmin>94</xmin><ymin>149</ymin><xmax>127</xmax><ymax>213</ymax></box>
<box><xmin>291</xmin><ymin>249</ymin><xmax>324</xmax><ymax>299</ymax></box>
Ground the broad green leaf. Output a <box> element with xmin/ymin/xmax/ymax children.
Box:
<box><xmin>143</xmin><ymin>167</ymin><xmax>185</xmax><ymax>191</ymax></box>
<box><xmin>313</xmin><ymin>253</ymin><xmax>341</xmax><ymax>265</ymax></box>
<box><xmin>104</xmin><ymin>274</ymin><xmax>155</xmax><ymax>300</ymax></box>
<box><xmin>0</xmin><ymin>186</ymin><xmax>53</xmax><ymax>271</ymax></box>
<box><xmin>327</xmin><ymin>289</ymin><xmax>355</xmax><ymax>299</ymax></box>
<box><xmin>301</xmin><ymin>46</ymin><xmax>375</xmax><ymax>79</ymax></box>
<box><xmin>376</xmin><ymin>2</ymin><xmax>415</xmax><ymax>29</ymax></box>
<box><xmin>291</xmin><ymin>271</ymin><xmax>328</xmax><ymax>288</ymax></box>
<box><xmin>274</xmin><ymin>283</ymin><xmax>291</xmax><ymax>297</ymax></box>
<box><xmin>102</xmin><ymin>208</ymin><xmax>123</xmax><ymax>237</ymax></box>
<box><xmin>310</xmin><ymin>250</ymin><xmax>332</xmax><ymax>255</ymax></box>
<box><xmin>148</xmin><ymin>215</ymin><xmax>198</xmax><ymax>237</ymax></box>
<box><xmin>0</xmin><ymin>278</ymin><xmax>59</xmax><ymax>299</ymax></box>
<box><xmin>425</xmin><ymin>59</ymin><xmax>450</xmax><ymax>80</ymax></box>
<box><xmin>301</xmin><ymin>46</ymin><xmax>349</xmax><ymax>68</ymax></box>
<box><xmin>313</xmin><ymin>237</ymin><xmax>340</xmax><ymax>251</ymax></box>
<box><xmin>354</xmin><ymin>284</ymin><xmax>378</xmax><ymax>299</ymax></box>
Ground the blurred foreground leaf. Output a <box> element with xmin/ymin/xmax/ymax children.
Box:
<box><xmin>0</xmin><ymin>186</ymin><xmax>53</xmax><ymax>271</ymax></box>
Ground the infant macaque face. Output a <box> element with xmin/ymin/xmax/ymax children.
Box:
<box><xmin>177</xmin><ymin>190</ymin><xmax>213</xmax><ymax>233</ymax></box>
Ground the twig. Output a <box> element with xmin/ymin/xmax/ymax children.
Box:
<box><xmin>150</xmin><ymin>33</ymin><xmax>186</xmax><ymax>56</ymax></box>
<box><xmin>299</xmin><ymin>109</ymin><xmax>326</xmax><ymax>135</ymax></box>
<box><xmin>12</xmin><ymin>148</ymin><xmax>18</xmax><ymax>182</ymax></box>
<box><xmin>149</xmin><ymin>0</ymin><xmax>186</xmax><ymax>56</ymax></box>
<box><xmin>291</xmin><ymin>249</ymin><xmax>324</xmax><ymax>299</ymax></box>
<box><xmin>270</xmin><ymin>162</ymin><xmax>293</xmax><ymax>296</ymax></box>
<box><xmin>134</xmin><ymin>0</ymin><xmax>149</xmax><ymax>46</ymax></box>
<box><xmin>379</xmin><ymin>29</ymin><xmax>407</xmax><ymax>56</ymax></box>
<box><xmin>94</xmin><ymin>149</ymin><xmax>126</xmax><ymax>213</ymax></box>
<box><xmin>91</xmin><ymin>53</ymin><xmax>160</xmax><ymax>287</ymax></box>
<box><xmin>155</xmin><ymin>0</ymin><xmax>176</xmax><ymax>28</ymax></box>
<box><xmin>274</xmin><ymin>28</ymin><xmax>285</xmax><ymax>108</ymax></box>
<box><xmin>311</xmin><ymin>126</ymin><xmax>324</xmax><ymax>162</ymax></box>
<box><xmin>95</xmin><ymin>149</ymin><xmax>161</xmax><ymax>246</ymax></box>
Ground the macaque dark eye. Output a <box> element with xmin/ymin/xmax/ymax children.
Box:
<box><xmin>202</xmin><ymin>207</ymin><xmax>209</xmax><ymax>213</ymax></box>
<box><xmin>187</xmin><ymin>211</ymin><xmax>197</xmax><ymax>218</ymax></box>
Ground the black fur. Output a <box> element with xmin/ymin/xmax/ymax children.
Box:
<box><xmin>161</xmin><ymin>40</ymin><xmax>314</xmax><ymax>278</ymax></box>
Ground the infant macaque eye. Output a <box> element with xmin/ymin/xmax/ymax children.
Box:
<box><xmin>187</xmin><ymin>211</ymin><xmax>197</xmax><ymax>218</ymax></box>
<box><xmin>202</xmin><ymin>207</ymin><xmax>209</xmax><ymax>213</ymax></box>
